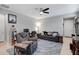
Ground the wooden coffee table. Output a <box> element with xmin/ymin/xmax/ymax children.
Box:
<box><xmin>22</xmin><ymin>41</ymin><xmax>33</xmax><ymax>44</ymax></box>
<box><xmin>14</xmin><ymin>43</ymin><xmax>29</xmax><ymax>55</ymax></box>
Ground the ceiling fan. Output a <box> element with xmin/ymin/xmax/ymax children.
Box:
<box><xmin>39</xmin><ymin>8</ymin><xmax>49</xmax><ymax>15</ymax></box>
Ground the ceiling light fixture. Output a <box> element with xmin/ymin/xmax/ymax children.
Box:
<box><xmin>40</xmin><ymin>12</ymin><xmax>43</xmax><ymax>15</ymax></box>
<box><xmin>35</xmin><ymin>8</ymin><xmax>49</xmax><ymax>15</ymax></box>
<box><xmin>40</xmin><ymin>8</ymin><xmax>49</xmax><ymax>15</ymax></box>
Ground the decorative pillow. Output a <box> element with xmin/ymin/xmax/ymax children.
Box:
<box><xmin>20</xmin><ymin>32</ymin><xmax>27</xmax><ymax>38</ymax></box>
<box><xmin>52</xmin><ymin>33</ymin><xmax>58</xmax><ymax>37</ymax></box>
<box><xmin>48</xmin><ymin>32</ymin><xmax>52</xmax><ymax>36</ymax></box>
<box><xmin>16</xmin><ymin>34</ymin><xmax>23</xmax><ymax>43</ymax></box>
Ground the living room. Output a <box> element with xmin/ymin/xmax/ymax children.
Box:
<box><xmin>0</xmin><ymin>4</ymin><xmax>79</xmax><ymax>55</ymax></box>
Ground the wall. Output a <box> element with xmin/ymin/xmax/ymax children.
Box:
<box><xmin>0</xmin><ymin>7</ymin><xmax>79</xmax><ymax>42</ymax></box>
<box><xmin>39</xmin><ymin>13</ymin><xmax>78</xmax><ymax>36</ymax></box>
<box><xmin>0</xmin><ymin>14</ymin><xmax>5</xmax><ymax>41</ymax></box>
<box><xmin>0</xmin><ymin>8</ymin><xmax>36</xmax><ymax>43</ymax></box>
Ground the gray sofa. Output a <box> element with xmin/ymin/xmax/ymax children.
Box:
<box><xmin>15</xmin><ymin>32</ymin><xmax>38</xmax><ymax>55</ymax></box>
<box><xmin>38</xmin><ymin>32</ymin><xmax>61</xmax><ymax>42</ymax></box>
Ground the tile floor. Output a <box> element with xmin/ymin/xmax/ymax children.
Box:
<box><xmin>60</xmin><ymin>37</ymin><xmax>72</xmax><ymax>55</ymax></box>
<box><xmin>0</xmin><ymin>37</ymin><xmax>72</xmax><ymax>55</ymax></box>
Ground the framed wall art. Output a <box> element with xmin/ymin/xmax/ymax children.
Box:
<box><xmin>8</xmin><ymin>14</ymin><xmax>17</xmax><ymax>24</ymax></box>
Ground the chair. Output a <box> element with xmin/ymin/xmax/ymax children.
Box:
<box><xmin>15</xmin><ymin>32</ymin><xmax>37</xmax><ymax>55</ymax></box>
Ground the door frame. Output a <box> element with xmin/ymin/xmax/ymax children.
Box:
<box><xmin>63</xmin><ymin>17</ymin><xmax>75</xmax><ymax>38</ymax></box>
<box><xmin>0</xmin><ymin>13</ymin><xmax>6</xmax><ymax>42</ymax></box>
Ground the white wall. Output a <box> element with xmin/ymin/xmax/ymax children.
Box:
<box><xmin>39</xmin><ymin>13</ymin><xmax>78</xmax><ymax>36</ymax></box>
<box><xmin>0</xmin><ymin>7</ymin><xmax>79</xmax><ymax>43</ymax></box>
<box><xmin>0</xmin><ymin>8</ymin><xmax>36</xmax><ymax>43</ymax></box>
<box><xmin>38</xmin><ymin>16</ymin><xmax>63</xmax><ymax>35</ymax></box>
<box><xmin>0</xmin><ymin>14</ymin><xmax>5</xmax><ymax>41</ymax></box>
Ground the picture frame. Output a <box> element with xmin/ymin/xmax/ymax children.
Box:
<box><xmin>8</xmin><ymin>14</ymin><xmax>17</xmax><ymax>24</ymax></box>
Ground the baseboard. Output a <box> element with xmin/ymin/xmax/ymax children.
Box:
<box><xmin>0</xmin><ymin>41</ymin><xmax>4</xmax><ymax>43</ymax></box>
<box><xmin>64</xmin><ymin>36</ymin><xmax>72</xmax><ymax>38</ymax></box>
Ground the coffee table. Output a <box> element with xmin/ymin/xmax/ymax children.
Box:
<box><xmin>14</xmin><ymin>43</ymin><xmax>29</xmax><ymax>55</ymax></box>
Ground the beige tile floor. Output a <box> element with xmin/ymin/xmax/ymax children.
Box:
<box><xmin>60</xmin><ymin>37</ymin><xmax>72</xmax><ymax>55</ymax></box>
<box><xmin>0</xmin><ymin>43</ymin><xmax>13</xmax><ymax>55</ymax></box>
<box><xmin>0</xmin><ymin>37</ymin><xmax>72</xmax><ymax>55</ymax></box>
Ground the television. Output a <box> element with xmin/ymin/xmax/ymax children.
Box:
<box><xmin>23</xmin><ymin>29</ymin><xmax>29</xmax><ymax>32</ymax></box>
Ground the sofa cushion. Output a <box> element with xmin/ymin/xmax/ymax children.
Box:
<box><xmin>52</xmin><ymin>33</ymin><xmax>58</xmax><ymax>37</ymax></box>
<box><xmin>48</xmin><ymin>32</ymin><xmax>52</xmax><ymax>36</ymax></box>
<box><xmin>52</xmin><ymin>32</ymin><xmax>59</xmax><ymax>37</ymax></box>
<box><xmin>16</xmin><ymin>33</ymin><xmax>23</xmax><ymax>43</ymax></box>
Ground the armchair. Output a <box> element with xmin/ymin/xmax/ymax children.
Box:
<box><xmin>15</xmin><ymin>31</ymin><xmax>38</xmax><ymax>55</ymax></box>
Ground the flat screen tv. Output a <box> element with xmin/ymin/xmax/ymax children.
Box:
<box><xmin>24</xmin><ymin>29</ymin><xmax>29</xmax><ymax>32</ymax></box>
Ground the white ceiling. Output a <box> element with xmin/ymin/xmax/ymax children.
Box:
<box><xmin>1</xmin><ymin>4</ymin><xmax>79</xmax><ymax>19</ymax></box>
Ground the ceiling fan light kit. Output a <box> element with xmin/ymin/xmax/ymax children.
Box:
<box><xmin>40</xmin><ymin>12</ymin><xmax>43</xmax><ymax>15</ymax></box>
<box><xmin>39</xmin><ymin>8</ymin><xmax>49</xmax><ymax>15</ymax></box>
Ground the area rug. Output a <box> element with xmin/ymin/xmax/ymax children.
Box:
<box><xmin>33</xmin><ymin>39</ymin><xmax>62</xmax><ymax>55</ymax></box>
<box><xmin>6</xmin><ymin>39</ymin><xmax>62</xmax><ymax>55</ymax></box>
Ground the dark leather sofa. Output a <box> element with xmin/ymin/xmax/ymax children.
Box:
<box><xmin>15</xmin><ymin>31</ymin><xmax>38</xmax><ymax>55</ymax></box>
<box><xmin>70</xmin><ymin>39</ymin><xmax>79</xmax><ymax>55</ymax></box>
<box><xmin>38</xmin><ymin>32</ymin><xmax>63</xmax><ymax>43</ymax></box>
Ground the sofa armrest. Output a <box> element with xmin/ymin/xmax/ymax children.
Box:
<box><xmin>29</xmin><ymin>37</ymin><xmax>37</xmax><ymax>41</ymax></box>
<box><xmin>70</xmin><ymin>43</ymin><xmax>73</xmax><ymax>50</ymax></box>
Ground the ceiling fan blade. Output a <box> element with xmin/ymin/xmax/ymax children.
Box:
<box><xmin>44</xmin><ymin>12</ymin><xmax>49</xmax><ymax>14</ymax></box>
<box><xmin>42</xmin><ymin>8</ymin><xmax>49</xmax><ymax>12</ymax></box>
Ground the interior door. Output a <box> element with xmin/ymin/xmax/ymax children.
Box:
<box><xmin>64</xmin><ymin>18</ymin><xmax>74</xmax><ymax>37</ymax></box>
<box><xmin>0</xmin><ymin>14</ymin><xmax>5</xmax><ymax>42</ymax></box>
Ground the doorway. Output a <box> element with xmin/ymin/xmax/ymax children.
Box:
<box><xmin>0</xmin><ymin>14</ymin><xmax>5</xmax><ymax>42</ymax></box>
<box><xmin>63</xmin><ymin>17</ymin><xmax>74</xmax><ymax>37</ymax></box>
